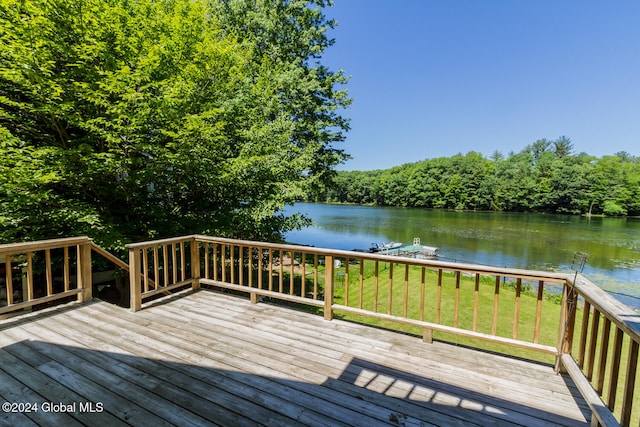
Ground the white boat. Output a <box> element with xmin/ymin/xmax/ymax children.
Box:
<box><xmin>369</xmin><ymin>241</ymin><xmax>403</xmax><ymax>252</ymax></box>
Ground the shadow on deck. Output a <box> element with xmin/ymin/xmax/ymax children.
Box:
<box><xmin>0</xmin><ymin>290</ymin><xmax>591</xmax><ymax>426</ymax></box>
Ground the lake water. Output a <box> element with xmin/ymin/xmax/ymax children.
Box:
<box><xmin>284</xmin><ymin>203</ymin><xmax>640</xmax><ymax>310</ymax></box>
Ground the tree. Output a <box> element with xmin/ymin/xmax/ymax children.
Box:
<box><xmin>0</xmin><ymin>0</ymin><xmax>350</xmax><ymax>248</ymax></box>
<box><xmin>552</xmin><ymin>135</ymin><xmax>574</xmax><ymax>158</ymax></box>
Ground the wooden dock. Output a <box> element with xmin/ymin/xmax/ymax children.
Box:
<box><xmin>0</xmin><ymin>289</ymin><xmax>590</xmax><ymax>426</ymax></box>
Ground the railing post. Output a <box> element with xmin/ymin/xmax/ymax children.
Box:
<box><xmin>77</xmin><ymin>241</ymin><xmax>92</xmax><ymax>303</ymax></box>
<box><xmin>129</xmin><ymin>248</ymin><xmax>141</xmax><ymax>312</ymax></box>
<box><xmin>191</xmin><ymin>237</ymin><xmax>200</xmax><ymax>291</ymax></box>
<box><xmin>324</xmin><ymin>255</ymin><xmax>334</xmax><ymax>321</ymax></box>
<box><xmin>556</xmin><ymin>282</ymin><xmax>578</xmax><ymax>373</ymax></box>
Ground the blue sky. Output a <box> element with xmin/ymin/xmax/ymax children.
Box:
<box><xmin>321</xmin><ymin>1</ymin><xmax>640</xmax><ymax>171</ymax></box>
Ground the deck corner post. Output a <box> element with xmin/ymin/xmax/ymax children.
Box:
<box><xmin>77</xmin><ymin>241</ymin><xmax>92</xmax><ymax>303</ymax></box>
<box><xmin>129</xmin><ymin>248</ymin><xmax>142</xmax><ymax>312</ymax></box>
<box><xmin>191</xmin><ymin>237</ymin><xmax>201</xmax><ymax>291</ymax></box>
<box><xmin>555</xmin><ymin>282</ymin><xmax>577</xmax><ymax>373</ymax></box>
<box><xmin>324</xmin><ymin>255</ymin><xmax>334</xmax><ymax>321</ymax></box>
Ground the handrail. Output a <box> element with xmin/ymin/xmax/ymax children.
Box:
<box><xmin>0</xmin><ymin>236</ymin><xmax>91</xmax><ymax>255</ymax></box>
<box><xmin>0</xmin><ymin>237</ymin><xmax>93</xmax><ymax>316</ymax></box>
<box><xmin>90</xmin><ymin>242</ymin><xmax>129</xmax><ymax>272</ymax></box>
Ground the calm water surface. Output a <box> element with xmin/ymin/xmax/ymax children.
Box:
<box><xmin>284</xmin><ymin>203</ymin><xmax>640</xmax><ymax>310</ymax></box>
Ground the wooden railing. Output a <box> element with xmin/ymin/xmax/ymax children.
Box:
<box><xmin>3</xmin><ymin>235</ymin><xmax>636</xmax><ymax>425</ymax></box>
<box><xmin>127</xmin><ymin>236</ymin><xmax>200</xmax><ymax>311</ymax></box>
<box><xmin>0</xmin><ymin>237</ymin><xmax>93</xmax><ymax>316</ymax></box>
<box><xmin>558</xmin><ymin>275</ymin><xmax>640</xmax><ymax>426</ymax></box>
<box><xmin>126</xmin><ymin>235</ymin><xmax>638</xmax><ymax>426</ymax></box>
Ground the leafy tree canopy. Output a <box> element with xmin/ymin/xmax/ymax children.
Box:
<box><xmin>311</xmin><ymin>138</ymin><xmax>640</xmax><ymax>217</ymax></box>
<box><xmin>0</xmin><ymin>0</ymin><xmax>350</xmax><ymax>248</ymax></box>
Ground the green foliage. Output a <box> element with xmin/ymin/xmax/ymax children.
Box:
<box><xmin>312</xmin><ymin>138</ymin><xmax>640</xmax><ymax>217</ymax></box>
<box><xmin>0</xmin><ymin>0</ymin><xmax>350</xmax><ymax>248</ymax></box>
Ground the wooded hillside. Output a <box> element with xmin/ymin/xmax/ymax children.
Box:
<box><xmin>310</xmin><ymin>138</ymin><xmax>640</xmax><ymax>216</ymax></box>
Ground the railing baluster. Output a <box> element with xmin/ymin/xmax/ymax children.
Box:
<box><xmin>492</xmin><ymin>276</ymin><xmax>500</xmax><ymax>335</ymax></box>
<box><xmin>373</xmin><ymin>261</ymin><xmax>379</xmax><ymax>312</ymax></box>
<box><xmin>172</xmin><ymin>243</ymin><xmax>178</xmax><ymax>283</ymax></box>
<box><xmin>513</xmin><ymin>278</ymin><xmax>521</xmax><ymax>340</ymax></box>
<box><xmin>586</xmin><ymin>308</ymin><xmax>601</xmax><ymax>380</ymax></box>
<box><xmin>454</xmin><ymin>271</ymin><xmax>460</xmax><ymax>328</ymax></box>
<box><xmin>436</xmin><ymin>269</ymin><xmax>443</xmax><ymax>324</ymax></box>
<box><xmin>534</xmin><ymin>280</ymin><xmax>544</xmax><ymax>343</ymax></box>
<box><xmin>163</xmin><ymin>244</ymin><xmax>169</xmax><ymax>287</ymax></box>
<box><xmin>5</xmin><ymin>254</ymin><xmax>13</xmax><ymax>305</ymax></box>
<box><xmin>596</xmin><ymin>317</ymin><xmax>612</xmax><ymax>394</ymax></box>
<box><xmin>258</xmin><ymin>248</ymin><xmax>263</xmax><ymax>290</ymax></box>
<box><xmin>419</xmin><ymin>267</ymin><xmax>426</xmax><ymax>321</ymax></box>
<box><xmin>153</xmin><ymin>246</ymin><xmax>159</xmax><ymax>288</ymax></box>
<box><xmin>289</xmin><ymin>251</ymin><xmax>295</xmax><ymax>295</ymax></box>
<box><xmin>578</xmin><ymin>301</ymin><xmax>592</xmax><ymax>367</ymax></box>
<box><xmin>344</xmin><ymin>258</ymin><xmax>350</xmax><ymax>306</ymax></box>
<box><xmin>63</xmin><ymin>246</ymin><xmax>70</xmax><ymax>292</ymax></box>
<box><xmin>26</xmin><ymin>251</ymin><xmax>33</xmax><ymax>301</ymax></box>
<box><xmin>203</xmin><ymin>242</ymin><xmax>209</xmax><ymax>279</ymax></box>
<box><xmin>607</xmin><ymin>327</ymin><xmax>624</xmax><ymax>411</ymax></box>
<box><xmin>240</xmin><ymin>246</ymin><xmax>245</xmax><ymax>286</ymax></box>
<box><xmin>300</xmin><ymin>252</ymin><xmax>306</xmax><ymax>298</ymax></box>
<box><xmin>180</xmin><ymin>241</ymin><xmax>186</xmax><ymax>282</ymax></box>
<box><xmin>313</xmin><ymin>254</ymin><xmax>318</xmax><ymax>299</ymax></box>
<box><xmin>221</xmin><ymin>244</ymin><xmax>227</xmax><ymax>283</ymax></box>
<box><xmin>45</xmin><ymin>248</ymin><xmax>53</xmax><ymax>296</ymax></box>
<box><xmin>358</xmin><ymin>260</ymin><xmax>364</xmax><ymax>309</ymax></box>
<box><xmin>268</xmin><ymin>249</ymin><xmax>273</xmax><ymax>292</ymax></box>
<box><xmin>278</xmin><ymin>250</ymin><xmax>284</xmax><ymax>293</ymax></box>
<box><xmin>230</xmin><ymin>244</ymin><xmax>235</xmax><ymax>285</ymax></box>
<box><xmin>387</xmin><ymin>262</ymin><xmax>393</xmax><ymax>315</ymax></box>
<box><xmin>213</xmin><ymin>243</ymin><xmax>218</xmax><ymax>281</ymax></box>
<box><xmin>620</xmin><ymin>339</ymin><xmax>638</xmax><ymax>426</ymax></box>
<box><xmin>473</xmin><ymin>273</ymin><xmax>479</xmax><ymax>331</ymax></box>
<box><xmin>403</xmin><ymin>264</ymin><xmax>409</xmax><ymax>318</ymax></box>
<box><xmin>248</xmin><ymin>247</ymin><xmax>253</xmax><ymax>288</ymax></box>
<box><xmin>143</xmin><ymin>249</ymin><xmax>149</xmax><ymax>293</ymax></box>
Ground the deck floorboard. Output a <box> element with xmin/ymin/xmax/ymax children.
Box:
<box><xmin>0</xmin><ymin>289</ymin><xmax>590</xmax><ymax>426</ymax></box>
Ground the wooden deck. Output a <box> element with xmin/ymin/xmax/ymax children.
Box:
<box><xmin>1</xmin><ymin>289</ymin><xmax>591</xmax><ymax>426</ymax></box>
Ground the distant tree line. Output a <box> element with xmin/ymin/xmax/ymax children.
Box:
<box><xmin>308</xmin><ymin>137</ymin><xmax>640</xmax><ymax>216</ymax></box>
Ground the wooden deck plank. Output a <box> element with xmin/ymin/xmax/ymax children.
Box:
<box><xmin>40</xmin><ymin>311</ymin><xmax>318</xmax><ymax>427</ymax></box>
<box><xmin>0</xmin><ymin>327</ymin><xmax>216</xmax><ymax>427</ymax></box>
<box><xmin>0</xmin><ymin>290</ymin><xmax>591</xmax><ymax>426</ymax></box>
<box><xmin>160</xmin><ymin>291</ymin><xmax>589</xmax><ymax>420</ymax></box>
<box><xmin>168</xmin><ymin>292</ymin><xmax>584</xmax><ymax>410</ymax></box>
<box><xmin>57</xmin><ymin>305</ymin><xmax>364</xmax><ymax>427</ymax></box>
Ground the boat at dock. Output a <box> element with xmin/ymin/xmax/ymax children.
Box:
<box><xmin>369</xmin><ymin>241</ymin><xmax>402</xmax><ymax>252</ymax></box>
<box><xmin>370</xmin><ymin>238</ymin><xmax>439</xmax><ymax>259</ymax></box>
